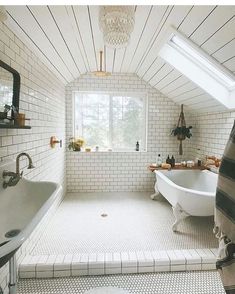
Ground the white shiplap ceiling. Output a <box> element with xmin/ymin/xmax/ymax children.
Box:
<box><xmin>4</xmin><ymin>5</ymin><xmax>235</xmax><ymax>113</ymax></box>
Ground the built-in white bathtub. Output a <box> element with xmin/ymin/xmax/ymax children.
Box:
<box><xmin>153</xmin><ymin>170</ymin><xmax>218</xmax><ymax>232</ymax></box>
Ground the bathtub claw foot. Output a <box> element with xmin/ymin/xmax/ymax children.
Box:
<box><xmin>151</xmin><ymin>181</ymin><xmax>164</xmax><ymax>201</ymax></box>
<box><xmin>172</xmin><ymin>204</ymin><xmax>189</xmax><ymax>232</ymax></box>
<box><xmin>150</xmin><ymin>192</ymin><xmax>164</xmax><ymax>201</ymax></box>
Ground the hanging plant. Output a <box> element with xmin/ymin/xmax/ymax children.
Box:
<box><xmin>171</xmin><ymin>126</ymin><xmax>192</xmax><ymax>140</ymax></box>
<box><xmin>171</xmin><ymin>104</ymin><xmax>192</xmax><ymax>155</ymax></box>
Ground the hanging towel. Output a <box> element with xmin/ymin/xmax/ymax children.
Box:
<box><xmin>214</xmin><ymin>121</ymin><xmax>235</xmax><ymax>294</ymax></box>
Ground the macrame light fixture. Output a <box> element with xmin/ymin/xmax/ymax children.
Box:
<box><xmin>92</xmin><ymin>51</ymin><xmax>111</xmax><ymax>77</ymax></box>
<box><xmin>99</xmin><ymin>6</ymin><xmax>135</xmax><ymax>49</ymax></box>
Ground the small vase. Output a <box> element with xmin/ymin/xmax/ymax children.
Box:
<box><xmin>73</xmin><ymin>146</ymin><xmax>81</xmax><ymax>151</ymax></box>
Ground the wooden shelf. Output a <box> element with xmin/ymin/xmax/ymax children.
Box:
<box><xmin>0</xmin><ymin>124</ymin><xmax>31</xmax><ymax>129</ymax></box>
<box><xmin>148</xmin><ymin>165</ymin><xmax>205</xmax><ymax>172</ymax></box>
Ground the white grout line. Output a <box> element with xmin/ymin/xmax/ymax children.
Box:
<box><xmin>19</xmin><ymin>247</ymin><xmax>218</xmax><ymax>279</ymax></box>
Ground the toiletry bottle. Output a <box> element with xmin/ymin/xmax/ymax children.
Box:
<box><xmin>166</xmin><ymin>155</ymin><xmax>171</xmax><ymax>164</ymax></box>
<box><xmin>136</xmin><ymin>141</ymin><xmax>139</xmax><ymax>151</ymax></box>
<box><xmin>171</xmin><ymin>155</ymin><xmax>175</xmax><ymax>167</ymax></box>
<box><xmin>156</xmin><ymin>154</ymin><xmax>162</xmax><ymax>167</ymax></box>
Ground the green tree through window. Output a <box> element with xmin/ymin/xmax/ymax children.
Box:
<box><xmin>74</xmin><ymin>92</ymin><xmax>147</xmax><ymax>151</ymax></box>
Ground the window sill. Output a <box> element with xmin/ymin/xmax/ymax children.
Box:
<box><xmin>67</xmin><ymin>150</ymin><xmax>148</xmax><ymax>153</ymax></box>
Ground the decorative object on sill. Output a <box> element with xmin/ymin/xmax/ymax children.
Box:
<box><xmin>135</xmin><ymin>141</ymin><xmax>139</xmax><ymax>151</ymax></box>
<box><xmin>205</xmin><ymin>156</ymin><xmax>221</xmax><ymax>168</ymax></box>
<box><xmin>171</xmin><ymin>155</ymin><xmax>175</xmax><ymax>167</ymax></box>
<box><xmin>0</xmin><ymin>6</ymin><xmax>7</xmax><ymax>22</ymax></box>
<box><xmin>85</xmin><ymin>147</ymin><xmax>91</xmax><ymax>152</ymax></box>
<box><xmin>0</xmin><ymin>104</ymin><xmax>17</xmax><ymax>124</ymax></box>
<box><xmin>166</xmin><ymin>155</ymin><xmax>171</xmax><ymax>164</ymax></box>
<box><xmin>181</xmin><ymin>161</ymin><xmax>187</xmax><ymax>167</ymax></box>
<box><xmin>171</xmin><ymin>104</ymin><xmax>192</xmax><ymax>155</ymax></box>
<box><xmin>68</xmin><ymin>137</ymin><xmax>85</xmax><ymax>152</ymax></box>
<box><xmin>99</xmin><ymin>6</ymin><xmax>135</xmax><ymax>49</ymax></box>
<box><xmin>0</xmin><ymin>111</ymin><xmax>7</xmax><ymax>120</ymax></box>
<box><xmin>50</xmin><ymin>136</ymin><xmax>62</xmax><ymax>148</ymax></box>
<box><xmin>156</xmin><ymin>153</ymin><xmax>162</xmax><ymax>167</ymax></box>
<box><xmin>186</xmin><ymin>160</ymin><xmax>194</xmax><ymax>168</ymax></box>
<box><xmin>161</xmin><ymin>163</ymin><xmax>171</xmax><ymax>170</ymax></box>
<box><xmin>95</xmin><ymin>146</ymin><xmax>99</xmax><ymax>152</ymax></box>
<box><xmin>15</xmin><ymin>112</ymin><xmax>25</xmax><ymax>126</ymax></box>
<box><xmin>0</xmin><ymin>104</ymin><xmax>11</xmax><ymax>121</ymax></box>
<box><xmin>93</xmin><ymin>51</ymin><xmax>111</xmax><ymax>77</ymax></box>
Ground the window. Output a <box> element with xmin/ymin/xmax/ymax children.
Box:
<box><xmin>170</xmin><ymin>35</ymin><xmax>235</xmax><ymax>89</ymax></box>
<box><xmin>158</xmin><ymin>28</ymin><xmax>235</xmax><ymax>109</ymax></box>
<box><xmin>73</xmin><ymin>92</ymin><xmax>147</xmax><ymax>151</ymax></box>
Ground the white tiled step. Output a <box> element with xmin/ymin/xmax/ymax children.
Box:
<box><xmin>19</xmin><ymin>248</ymin><xmax>217</xmax><ymax>279</ymax></box>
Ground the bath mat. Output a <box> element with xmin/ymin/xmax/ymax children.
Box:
<box><xmin>83</xmin><ymin>287</ymin><xmax>129</xmax><ymax>294</ymax></box>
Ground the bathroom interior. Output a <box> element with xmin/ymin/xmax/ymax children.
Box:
<box><xmin>0</xmin><ymin>2</ymin><xmax>235</xmax><ymax>294</ymax></box>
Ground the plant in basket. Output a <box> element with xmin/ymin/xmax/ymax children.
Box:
<box><xmin>171</xmin><ymin>125</ymin><xmax>192</xmax><ymax>140</ymax></box>
<box><xmin>171</xmin><ymin>104</ymin><xmax>192</xmax><ymax>155</ymax></box>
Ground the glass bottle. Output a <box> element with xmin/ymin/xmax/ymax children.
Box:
<box><xmin>156</xmin><ymin>154</ymin><xmax>162</xmax><ymax>167</ymax></box>
<box><xmin>166</xmin><ymin>155</ymin><xmax>171</xmax><ymax>164</ymax></box>
<box><xmin>171</xmin><ymin>155</ymin><xmax>175</xmax><ymax>167</ymax></box>
<box><xmin>135</xmin><ymin>141</ymin><xmax>139</xmax><ymax>151</ymax></box>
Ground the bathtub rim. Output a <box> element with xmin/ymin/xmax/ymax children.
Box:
<box><xmin>154</xmin><ymin>169</ymin><xmax>217</xmax><ymax>198</ymax></box>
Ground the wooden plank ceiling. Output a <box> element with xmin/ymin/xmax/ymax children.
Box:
<box><xmin>4</xmin><ymin>5</ymin><xmax>235</xmax><ymax>113</ymax></box>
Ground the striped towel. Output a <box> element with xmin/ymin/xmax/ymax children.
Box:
<box><xmin>214</xmin><ymin>121</ymin><xmax>235</xmax><ymax>294</ymax></box>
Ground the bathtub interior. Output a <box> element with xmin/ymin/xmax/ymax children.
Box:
<box><xmin>160</xmin><ymin>170</ymin><xmax>218</xmax><ymax>193</ymax></box>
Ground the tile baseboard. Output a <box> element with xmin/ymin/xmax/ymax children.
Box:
<box><xmin>19</xmin><ymin>248</ymin><xmax>218</xmax><ymax>279</ymax></box>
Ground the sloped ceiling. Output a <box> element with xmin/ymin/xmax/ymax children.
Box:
<box><xmin>4</xmin><ymin>5</ymin><xmax>235</xmax><ymax>113</ymax></box>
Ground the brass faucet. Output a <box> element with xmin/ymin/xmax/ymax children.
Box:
<box><xmin>2</xmin><ymin>153</ymin><xmax>35</xmax><ymax>188</ymax></box>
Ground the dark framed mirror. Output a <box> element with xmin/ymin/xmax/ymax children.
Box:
<box><xmin>0</xmin><ymin>60</ymin><xmax>20</xmax><ymax>122</ymax></box>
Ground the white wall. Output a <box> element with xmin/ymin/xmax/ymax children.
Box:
<box><xmin>189</xmin><ymin>111</ymin><xmax>235</xmax><ymax>160</ymax></box>
<box><xmin>0</xmin><ymin>22</ymin><xmax>66</xmax><ymax>293</ymax></box>
<box><xmin>66</xmin><ymin>73</ymin><xmax>192</xmax><ymax>192</ymax></box>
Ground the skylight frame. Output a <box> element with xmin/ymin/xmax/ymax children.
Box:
<box><xmin>158</xmin><ymin>27</ymin><xmax>235</xmax><ymax>109</ymax></box>
<box><xmin>170</xmin><ymin>35</ymin><xmax>235</xmax><ymax>89</ymax></box>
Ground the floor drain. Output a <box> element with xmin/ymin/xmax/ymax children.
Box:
<box><xmin>5</xmin><ymin>229</ymin><xmax>21</xmax><ymax>238</ymax></box>
<box><xmin>101</xmin><ymin>213</ymin><xmax>108</xmax><ymax>217</ymax></box>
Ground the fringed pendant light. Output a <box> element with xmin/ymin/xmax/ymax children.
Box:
<box><xmin>99</xmin><ymin>6</ymin><xmax>135</xmax><ymax>49</ymax></box>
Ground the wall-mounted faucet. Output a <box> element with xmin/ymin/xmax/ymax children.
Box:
<box><xmin>2</xmin><ymin>152</ymin><xmax>35</xmax><ymax>189</ymax></box>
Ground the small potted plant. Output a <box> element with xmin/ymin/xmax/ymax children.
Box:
<box><xmin>0</xmin><ymin>104</ymin><xmax>12</xmax><ymax>120</ymax></box>
<box><xmin>171</xmin><ymin>104</ymin><xmax>192</xmax><ymax>155</ymax></box>
<box><xmin>68</xmin><ymin>137</ymin><xmax>85</xmax><ymax>151</ymax></box>
<box><xmin>171</xmin><ymin>125</ymin><xmax>192</xmax><ymax>140</ymax></box>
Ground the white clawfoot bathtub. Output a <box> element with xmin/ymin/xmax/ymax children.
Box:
<box><xmin>153</xmin><ymin>170</ymin><xmax>218</xmax><ymax>232</ymax></box>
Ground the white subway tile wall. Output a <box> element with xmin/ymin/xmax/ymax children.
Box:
<box><xmin>0</xmin><ymin>22</ymin><xmax>66</xmax><ymax>293</ymax></box>
<box><xmin>189</xmin><ymin>111</ymin><xmax>235</xmax><ymax>160</ymax></box>
<box><xmin>66</xmin><ymin>74</ymin><xmax>192</xmax><ymax>192</ymax></box>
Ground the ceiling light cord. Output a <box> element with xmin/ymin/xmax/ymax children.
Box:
<box><xmin>0</xmin><ymin>6</ymin><xmax>7</xmax><ymax>22</ymax></box>
<box><xmin>92</xmin><ymin>50</ymin><xmax>111</xmax><ymax>77</ymax></box>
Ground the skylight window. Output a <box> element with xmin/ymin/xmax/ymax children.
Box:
<box><xmin>158</xmin><ymin>28</ymin><xmax>235</xmax><ymax>109</ymax></box>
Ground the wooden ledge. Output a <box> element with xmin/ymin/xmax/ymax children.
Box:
<box><xmin>148</xmin><ymin>165</ymin><xmax>206</xmax><ymax>172</ymax></box>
